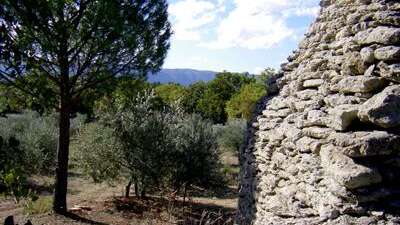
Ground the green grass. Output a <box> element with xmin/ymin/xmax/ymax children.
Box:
<box><xmin>23</xmin><ymin>196</ymin><xmax>53</xmax><ymax>215</ymax></box>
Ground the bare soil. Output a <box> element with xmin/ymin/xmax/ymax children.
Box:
<box><xmin>0</xmin><ymin>175</ymin><xmax>237</xmax><ymax>225</ymax></box>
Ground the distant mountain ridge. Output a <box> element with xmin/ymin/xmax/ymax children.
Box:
<box><xmin>148</xmin><ymin>69</ymin><xmax>217</xmax><ymax>85</ymax></box>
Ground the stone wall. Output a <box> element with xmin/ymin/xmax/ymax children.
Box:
<box><xmin>237</xmin><ymin>0</ymin><xmax>400</xmax><ymax>224</ymax></box>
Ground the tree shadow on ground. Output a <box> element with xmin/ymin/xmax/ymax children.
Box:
<box><xmin>175</xmin><ymin>201</ymin><xmax>236</xmax><ymax>225</ymax></box>
<box><xmin>109</xmin><ymin>196</ymin><xmax>236</xmax><ymax>225</ymax></box>
<box><xmin>63</xmin><ymin>211</ymin><xmax>110</xmax><ymax>225</ymax></box>
<box><xmin>188</xmin><ymin>185</ymin><xmax>238</xmax><ymax>199</ymax></box>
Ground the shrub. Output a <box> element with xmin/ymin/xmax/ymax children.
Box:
<box><xmin>75</xmin><ymin>91</ymin><xmax>227</xmax><ymax>199</ymax></box>
<box><xmin>0</xmin><ymin>136</ymin><xmax>30</xmax><ymax>201</ymax></box>
<box><xmin>214</xmin><ymin>119</ymin><xmax>247</xmax><ymax>153</ymax></box>
<box><xmin>109</xmin><ymin>91</ymin><xmax>177</xmax><ymax>197</ymax></box>
<box><xmin>71</xmin><ymin>122</ymin><xmax>121</xmax><ymax>183</ymax></box>
<box><xmin>0</xmin><ymin>112</ymin><xmax>58</xmax><ymax>174</ymax></box>
<box><xmin>1</xmin><ymin>168</ymin><xmax>29</xmax><ymax>203</ymax></box>
<box><xmin>170</xmin><ymin>114</ymin><xmax>226</xmax><ymax>197</ymax></box>
<box><xmin>23</xmin><ymin>196</ymin><xmax>53</xmax><ymax>215</ymax></box>
<box><xmin>76</xmin><ymin>91</ymin><xmax>176</xmax><ymax>197</ymax></box>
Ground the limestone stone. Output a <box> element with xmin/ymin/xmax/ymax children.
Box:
<box><xmin>328</xmin><ymin>131</ymin><xmax>400</xmax><ymax>157</ymax></box>
<box><xmin>360</xmin><ymin>47</ymin><xmax>375</xmax><ymax>63</ymax></box>
<box><xmin>301</xmin><ymin>110</ymin><xmax>330</xmax><ymax>128</ymax></box>
<box><xmin>324</xmin><ymin>94</ymin><xmax>361</xmax><ymax>107</ymax></box>
<box><xmin>327</xmin><ymin>104</ymin><xmax>359</xmax><ymax>131</ymax></box>
<box><xmin>358</xmin><ymin>85</ymin><xmax>400</xmax><ymax>128</ymax></box>
<box><xmin>303</xmin><ymin>127</ymin><xmax>333</xmax><ymax>139</ymax></box>
<box><xmin>355</xmin><ymin>26</ymin><xmax>400</xmax><ymax>45</ymax></box>
<box><xmin>293</xmin><ymin>99</ymin><xmax>323</xmax><ymax>112</ymax></box>
<box><xmin>331</xmin><ymin>76</ymin><xmax>387</xmax><ymax>93</ymax></box>
<box><xmin>266</xmin><ymin>97</ymin><xmax>289</xmax><ymax>110</ymax></box>
<box><xmin>374</xmin><ymin>46</ymin><xmax>400</xmax><ymax>61</ymax></box>
<box><xmin>262</xmin><ymin>108</ymin><xmax>292</xmax><ymax>118</ymax></box>
<box><xmin>297</xmin><ymin>137</ymin><xmax>323</xmax><ymax>154</ymax></box>
<box><xmin>342</xmin><ymin>52</ymin><xmax>367</xmax><ymax>75</ymax></box>
<box><xmin>303</xmin><ymin>79</ymin><xmax>324</xmax><ymax>88</ymax></box>
<box><xmin>320</xmin><ymin>145</ymin><xmax>382</xmax><ymax>189</ymax></box>
<box><xmin>259</xmin><ymin>118</ymin><xmax>282</xmax><ymax>131</ymax></box>
<box><xmin>296</xmin><ymin>89</ymin><xmax>319</xmax><ymax>100</ymax></box>
<box><xmin>364</xmin><ymin>64</ymin><xmax>375</xmax><ymax>76</ymax></box>
<box><xmin>374</xmin><ymin>11</ymin><xmax>400</xmax><ymax>26</ymax></box>
<box><xmin>377</xmin><ymin>62</ymin><xmax>400</xmax><ymax>83</ymax></box>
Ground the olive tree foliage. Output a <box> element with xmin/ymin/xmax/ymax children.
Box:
<box><xmin>170</xmin><ymin>114</ymin><xmax>225</xmax><ymax>199</ymax></box>
<box><xmin>74</xmin><ymin>91</ymin><xmax>226</xmax><ymax>198</ymax></box>
<box><xmin>0</xmin><ymin>0</ymin><xmax>171</xmax><ymax>212</ymax></box>
<box><xmin>108</xmin><ymin>91</ymin><xmax>177</xmax><ymax>197</ymax></box>
<box><xmin>71</xmin><ymin>122</ymin><xmax>121</xmax><ymax>183</ymax></box>
<box><xmin>213</xmin><ymin>119</ymin><xmax>247</xmax><ymax>153</ymax></box>
<box><xmin>75</xmin><ymin>90</ymin><xmax>176</xmax><ymax>197</ymax></box>
<box><xmin>0</xmin><ymin>112</ymin><xmax>59</xmax><ymax>174</ymax></box>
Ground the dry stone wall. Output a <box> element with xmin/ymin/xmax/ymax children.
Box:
<box><xmin>238</xmin><ymin>0</ymin><xmax>400</xmax><ymax>224</ymax></box>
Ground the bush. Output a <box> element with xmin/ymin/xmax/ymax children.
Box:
<box><xmin>75</xmin><ymin>91</ymin><xmax>227</xmax><ymax>199</ymax></box>
<box><xmin>109</xmin><ymin>91</ymin><xmax>177</xmax><ymax>197</ymax></box>
<box><xmin>0</xmin><ymin>136</ymin><xmax>30</xmax><ymax>201</ymax></box>
<box><xmin>0</xmin><ymin>111</ymin><xmax>58</xmax><ymax>174</ymax></box>
<box><xmin>1</xmin><ymin>168</ymin><xmax>30</xmax><ymax>203</ymax></box>
<box><xmin>23</xmin><ymin>196</ymin><xmax>53</xmax><ymax>215</ymax></box>
<box><xmin>214</xmin><ymin>119</ymin><xmax>247</xmax><ymax>153</ymax></box>
<box><xmin>170</xmin><ymin>114</ymin><xmax>226</xmax><ymax>196</ymax></box>
<box><xmin>71</xmin><ymin>122</ymin><xmax>121</xmax><ymax>183</ymax></box>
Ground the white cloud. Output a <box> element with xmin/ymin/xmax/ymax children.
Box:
<box><xmin>169</xmin><ymin>0</ymin><xmax>224</xmax><ymax>41</ymax></box>
<box><xmin>200</xmin><ymin>0</ymin><xmax>319</xmax><ymax>49</ymax></box>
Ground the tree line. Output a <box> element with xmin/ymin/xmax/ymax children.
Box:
<box><xmin>1</xmin><ymin>70</ymin><xmax>275</xmax><ymax>124</ymax></box>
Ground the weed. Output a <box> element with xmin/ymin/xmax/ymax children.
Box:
<box><xmin>23</xmin><ymin>196</ymin><xmax>53</xmax><ymax>215</ymax></box>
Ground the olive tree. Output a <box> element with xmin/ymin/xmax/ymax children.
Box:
<box><xmin>0</xmin><ymin>0</ymin><xmax>171</xmax><ymax>213</ymax></box>
<box><xmin>107</xmin><ymin>91</ymin><xmax>176</xmax><ymax>198</ymax></box>
<box><xmin>170</xmin><ymin>114</ymin><xmax>226</xmax><ymax>202</ymax></box>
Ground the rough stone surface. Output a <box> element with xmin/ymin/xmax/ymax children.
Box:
<box><xmin>358</xmin><ymin>85</ymin><xmax>400</xmax><ymax>128</ymax></box>
<box><xmin>238</xmin><ymin>1</ymin><xmax>400</xmax><ymax>224</ymax></box>
<box><xmin>375</xmin><ymin>46</ymin><xmax>400</xmax><ymax>61</ymax></box>
<box><xmin>320</xmin><ymin>145</ymin><xmax>382</xmax><ymax>190</ymax></box>
<box><xmin>378</xmin><ymin>62</ymin><xmax>400</xmax><ymax>83</ymax></box>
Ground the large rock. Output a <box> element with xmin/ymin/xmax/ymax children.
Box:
<box><xmin>320</xmin><ymin>145</ymin><xmax>382</xmax><ymax>189</ymax></box>
<box><xmin>341</xmin><ymin>52</ymin><xmax>367</xmax><ymax>75</ymax></box>
<box><xmin>355</xmin><ymin>26</ymin><xmax>400</xmax><ymax>45</ymax></box>
<box><xmin>374</xmin><ymin>46</ymin><xmax>400</xmax><ymax>61</ymax></box>
<box><xmin>303</xmin><ymin>79</ymin><xmax>324</xmax><ymax>88</ymax></box>
<box><xmin>330</xmin><ymin>76</ymin><xmax>387</xmax><ymax>93</ymax></box>
<box><xmin>303</xmin><ymin>127</ymin><xmax>333</xmax><ymax>139</ymax></box>
<box><xmin>360</xmin><ymin>47</ymin><xmax>375</xmax><ymax>64</ymax></box>
<box><xmin>358</xmin><ymin>85</ymin><xmax>400</xmax><ymax>128</ymax></box>
<box><xmin>328</xmin><ymin>131</ymin><xmax>400</xmax><ymax>157</ymax></box>
<box><xmin>327</xmin><ymin>104</ymin><xmax>359</xmax><ymax>131</ymax></box>
<box><xmin>377</xmin><ymin>62</ymin><xmax>400</xmax><ymax>83</ymax></box>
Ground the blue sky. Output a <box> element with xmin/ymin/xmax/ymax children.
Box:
<box><xmin>163</xmin><ymin>0</ymin><xmax>320</xmax><ymax>74</ymax></box>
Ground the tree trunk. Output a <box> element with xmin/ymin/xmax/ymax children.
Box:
<box><xmin>125</xmin><ymin>180</ymin><xmax>132</xmax><ymax>198</ymax></box>
<box><xmin>182</xmin><ymin>183</ymin><xmax>188</xmax><ymax>215</ymax></box>
<box><xmin>141</xmin><ymin>187</ymin><xmax>146</xmax><ymax>198</ymax></box>
<box><xmin>134</xmin><ymin>179</ymin><xmax>139</xmax><ymax>197</ymax></box>
<box><xmin>182</xmin><ymin>184</ymin><xmax>187</xmax><ymax>208</ymax></box>
<box><xmin>53</xmin><ymin>97</ymin><xmax>71</xmax><ymax>214</ymax></box>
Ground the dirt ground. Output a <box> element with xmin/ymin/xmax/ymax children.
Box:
<box><xmin>0</xmin><ymin>175</ymin><xmax>237</xmax><ymax>225</ymax></box>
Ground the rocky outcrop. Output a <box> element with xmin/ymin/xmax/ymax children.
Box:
<box><xmin>237</xmin><ymin>0</ymin><xmax>400</xmax><ymax>224</ymax></box>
